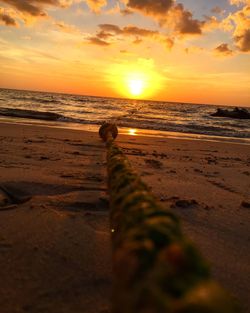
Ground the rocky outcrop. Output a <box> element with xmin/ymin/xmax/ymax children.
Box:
<box><xmin>211</xmin><ymin>107</ymin><xmax>250</xmax><ymax>119</ymax></box>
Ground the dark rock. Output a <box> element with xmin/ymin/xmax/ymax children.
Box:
<box><xmin>211</xmin><ymin>107</ymin><xmax>250</xmax><ymax>119</ymax></box>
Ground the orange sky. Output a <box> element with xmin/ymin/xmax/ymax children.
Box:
<box><xmin>0</xmin><ymin>0</ymin><xmax>249</xmax><ymax>106</ymax></box>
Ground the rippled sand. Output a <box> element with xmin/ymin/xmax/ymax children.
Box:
<box><xmin>0</xmin><ymin>122</ymin><xmax>249</xmax><ymax>313</ymax></box>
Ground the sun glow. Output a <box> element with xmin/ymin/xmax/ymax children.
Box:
<box><xmin>108</xmin><ymin>60</ymin><xmax>164</xmax><ymax>99</ymax></box>
<box><xmin>128</xmin><ymin>79</ymin><xmax>144</xmax><ymax>96</ymax></box>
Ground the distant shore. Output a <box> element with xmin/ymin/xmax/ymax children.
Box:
<box><xmin>0</xmin><ymin>121</ymin><xmax>249</xmax><ymax>313</ymax></box>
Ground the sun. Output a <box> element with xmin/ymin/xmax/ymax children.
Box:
<box><xmin>109</xmin><ymin>60</ymin><xmax>164</xmax><ymax>99</ymax></box>
<box><xmin>128</xmin><ymin>79</ymin><xmax>144</xmax><ymax>96</ymax></box>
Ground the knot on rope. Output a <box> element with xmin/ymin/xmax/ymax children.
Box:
<box><xmin>99</xmin><ymin>122</ymin><xmax>118</xmax><ymax>142</ymax></box>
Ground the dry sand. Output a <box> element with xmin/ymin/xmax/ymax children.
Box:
<box><xmin>0</xmin><ymin>121</ymin><xmax>249</xmax><ymax>313</ymax></box>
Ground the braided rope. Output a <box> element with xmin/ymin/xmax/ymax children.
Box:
<box><xmin>99</xmin><ymin>123</ymin><xmax>237</xmax><ymax>313</ymax></box>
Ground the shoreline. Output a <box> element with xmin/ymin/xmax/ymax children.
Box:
<box><xmin>0</xmin><ymin>121</ymin><xmax>249</xmax><ymax>312</ymax></box>
<box><xmin>1</xmin><ymin>116</ymin><xmax>250</xmax><ymax>145</ymax></box>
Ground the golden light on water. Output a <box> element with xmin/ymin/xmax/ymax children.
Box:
<box><xmin>128</xmin><ymin>128</ymin><xmax>137</xmax><ymax>136</ymax></box>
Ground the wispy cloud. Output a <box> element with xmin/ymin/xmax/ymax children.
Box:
<box><xmin>85</xmin><ymin>22</ymin><xmax>176</xmax><ymax>52</ymax></box>
<box><xmin>87</xmin><ymin>36</ymin><xmax>111</xmax><ymax>46</ymax></box>
<box><xmin>86</xmin><ymin>23</ymin><xmax>160</xmax><ymax>46</ymax></box>
<box><xmin>214</xmin><ymin>43</ymin><xmax>233</xmax><ymax>56</ymax></box>
<box><xmin>0</xmin><ymin>7</ymin><xmax>17</xmax><ymax>26</ymax></box>
<box><xmin>53</xmin><ymin>20</ymin><xmax>80</xmax><ymax>34</ymax></box>
<box><xmin>0</xmin><ymin>0</ymin><xmax>74</xmax><ymax>17</ymax></box>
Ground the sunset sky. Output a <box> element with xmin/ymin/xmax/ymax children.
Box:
<box><xmin>0</xmin><ymin>0</ymin><xmax>249</xmax><ymax>106</ymax></box>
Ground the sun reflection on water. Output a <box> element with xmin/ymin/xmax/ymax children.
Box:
<box><xmin>128</xmin><ymin>129</ymin><xmax>137</xmax><ymax>136</ymax></box>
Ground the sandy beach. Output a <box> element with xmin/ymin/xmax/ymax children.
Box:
<box><xmin>0</xmin><ymin>121</ymin><xmax>249</xmax><ymax>313</ymax></box>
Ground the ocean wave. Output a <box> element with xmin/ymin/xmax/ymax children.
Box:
<box><xmin>1</xmin><ymin>89</ymin><xmax>250</xmax><ymax>139</ymax></box>
<box><xmin>75</xmin><ymin>97</ymin><xmax>110</xmax><ymax>105</ymax></box>
<box><xmin>0</xmin><ymin>107</ymin><xmax>63</xmax><ymax>121</ymax></box>
<box><xmin>11</xmin><ymin>96</ymin><xmax>61</xmax><ymax>104</ymax></box>
<box><xmin>116</xmin><ymin>118</ymin><xmax>250</xmax><ymax>138</ymax></box>
<box><xmin>185</xmin><ymin>123</ymin><xmax>230</xmax><ymax>132</ymax></box>
<box><xmin>36</xmin><ymin>98</ymin><xmax>61</xmax><ymax>104</ymax></box>
<box><xmin>57</xmin><ymin>116</ymin><xmax>97</xmax><ymax>125</ymax></box>
<box><xmin>72</xmin><ymin>110</ymin><xmax>95</xmax><ymax>114</ymax></box>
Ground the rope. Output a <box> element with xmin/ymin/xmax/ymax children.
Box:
<box><xmin>99</xmin><ymin>122</ymin><xmax>237</xmax><ymax>313</ymax></box>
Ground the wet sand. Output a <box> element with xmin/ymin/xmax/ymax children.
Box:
<box><xmin>0</xmin><ymin>122</ymin><xmax>249</xmax><ymax>312</ymax></box>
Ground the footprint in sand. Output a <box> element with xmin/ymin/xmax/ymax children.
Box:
<box><xmin>144</xmin><ymin>158</ymin><xmax>163</xmax><ymax>169</ymax></box>
<box><xmin>208</xmin><ymin>180</ymin><xmax>237</xmax><ymax>193</ymax></box>
<box><xmin>62</xmin><ymin>197</ymin><xmax>109</xmax><ymax>213</ymax></box>
<box><xmin>0</xmin><ymin>183</ymin><xmax>31</xmax><ymax>210</ymax></box>
<box><xmin>172</xmin><ymin>199</ymin><xmax>198</xmax><ymax>209</ymax></box>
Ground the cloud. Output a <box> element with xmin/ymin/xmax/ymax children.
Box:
<box><xmin>86</xmin><ymin>23</ymin><xmax>159</xmax><ymax>46</ymax></box>
<box><xmin>90</xmin><ymin>23</ymin><xmax>175</xmax><ymax>50</ymax></box>
<box><xmin>164</xmin><ymin>37</ymin><xmax>174</xmax><ymax>50</ymax></box>
<box><xmin>214</xmin><ymin>43</ymin><xmax>233</xmax><ymax>56</ymax></box>
<box><xmin>2</xmin><ymin>0</ymin><xmax>47</xmax><ymax>16</ymax></box>
<box><xmin>85</xmin><ymin>0</ymin><xmax>107</xmax><ymax>13</ymax></box>
<box><xmin>87</xmin><ymin>36</ymin><xmax>110</xmax><ymax>46</ymax></box>
<box><xmin>123</xmin><ymin>25</ymin><xmax>159</xmax><ymax>36</ymax></box>
<box><xmin>87</xmin><ymin>23</ymin><xmax>173</xmax><ymax>49</ymax></box>
<box><xmin>203</xmin><ymin>15</ymin><xmax>220</xmax><ymax>31</ymax></box>
<box><xmin>127</xmin><ymin>0</ymin><xmax>173</xmax><ymax>16</ymax></box>
<box><xmin>99</xmin><ymin>2</ymin><xmax>134</xmax><ymax>16</ymax></box>
<box><xmin>98</xmin><ymin>23</ymin><xmax>122</xmax><ymax>34</ymax></box>
<box><xmin>230</xmin><ymin>0</ymin><xmax>250</xmax><ymax>6</ymax></box>
<box><xmin>232</xmin><ymin>5</ymin><xmax>250</xmax><ymax>52</ymax></box>
<box><xmin>120</xmin><ymin>8</ymin><xmax>133</xmax><ymax>15</ymax></box>
<box><xmin>126</xmin><ymin>1</ymin><xmax>205</xmax><ymax>36</ymax></box>
<box><xmin>95</xmin><ymin>30</ymin><xmax>113</xmax><ymax>39</ymax></box>
<box><xmin>234</xmin><ymin>29</ymin><xmax>250</xmax><ymax>51</ymax></box>
<box><xmin>54</xmin><ymin>20</ymin><xmax>80</xmax><ymax>33</ymax></box>
<box><xmin>170</xmin><ymin>4</ymin><xmax>204</xmax><ymax>35</ymax></box>
<box><xmin>184</xmin><ymin>46</ymin><xmax>204</xmax><ymax>54</ymax></box>
<box><xmin>98</xmin><ymin>23</ymin><xmax>159</xmax><ymax>37</ymax></box>
<box><xmin>0</xmin><ymin>8</ymin><xmax>17</xmax><ymax>26</ymax></box>
<box><xmin>0</xmin><ymin>0</ymin><xmax>73</xmax><ymax>17</ymax></box>
<box><xmin>132</xmin><ymin>37</ymin><xmax>143</xmax><ymax>44</ymax></box>
<box><xmin>222</xmin><ymin>2</ymin><xmax>250</xmax><ymax>52</ymax></box>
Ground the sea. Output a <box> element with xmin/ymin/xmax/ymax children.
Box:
<box><xmin>0</xmin><ymin>88</ymin><xmax>249</xmax><ymax>143</ymax></box>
